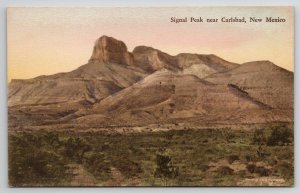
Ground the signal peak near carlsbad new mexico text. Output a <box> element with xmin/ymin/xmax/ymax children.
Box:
<box><xmin>171</xmin><ymin>16</ymin><xmax>286</xmax><ymax>23</ymax></box>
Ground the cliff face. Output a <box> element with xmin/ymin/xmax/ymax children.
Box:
<box><xmin>8</xmin><ymin>35</ymin><xmax>294</xmax><ymax>128</ymax></box>
<box><xmin>89</xmin><ymin>36</ymin><xmax>133</xmax><ymax>65</ymax></box>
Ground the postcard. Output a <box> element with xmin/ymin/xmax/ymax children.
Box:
<box><xmin>8</xmin><ymin>7</ymin><xmax>294</xmax><ymax>187</ymax></box>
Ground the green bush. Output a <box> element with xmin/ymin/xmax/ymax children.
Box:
<box><xmin>254</xmin><ymin>166</ymin><xmax>271</xmax><ymax>177</ymax></box>
<box><xmin>154</xmin><ymin>151</ymin><xmax>179</xmax><ymax>185</ymax></box>
<box><xmin>227</xmin><ymin>155</ymin><xmax>239</xmax><ymax>164</ymax></box>
<box><xmin>217</xmin><ymin>166</ymin><xmax>234</xmax><ymax>175</ymax></box>
<box><xmin>64</xmin><ymin>137</ymin><xmax>91</xmax><ymax>163</ymax></box>
<box><xmin>267</xmin><ymin>124</ymin><xmax>293</xmax><ymax>146</ymax></box>
<box><xmin>252</xmin><ymin>129</ymin><xmax>266</xmax><ymax>145</ymax></box>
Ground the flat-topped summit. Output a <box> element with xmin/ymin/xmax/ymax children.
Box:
<box><xmin>89</xmin><ymin>35</ymin><xmax>133</xmax><ymax>65</ymax></box>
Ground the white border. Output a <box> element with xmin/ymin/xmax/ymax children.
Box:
<box><xmin>0</xmin><ymin>1</ymin><xmax>298</xmax><ymax>193</ymax></box>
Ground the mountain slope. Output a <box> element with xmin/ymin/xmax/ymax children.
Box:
<box><xmin>8</xmin><ymin>62</ymin><xmax>146</xmax><ymax>106</ymax></box>
<box><xmin>205</xmin><ymin>61</ymin><xmax>294</xmax><ymax>109</ymax></box>
<box><xmin>76</xmin><ymin>69</ymin><xmax>290</xmax><ymax>127</ymax></box>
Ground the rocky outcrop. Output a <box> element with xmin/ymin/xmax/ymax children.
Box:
<box><xmin>88</xmin><ymin>36</ymin><xmax>239</xmax><ymax>76</ymax></box>
<box><xmin>89</xmin><ymin>36</ymin><xmax>133</xmax><ymax>65</ymax></box>
<box><xmin>132</xmin><ymin>46</ymin><xmax>180</xmax><ymax>72</ymax></box>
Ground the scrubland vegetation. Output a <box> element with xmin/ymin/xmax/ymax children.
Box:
<box><xmin>9</xmin><ymin>123</ymin><xmax>293</xmax><ymax>186</ymax></box>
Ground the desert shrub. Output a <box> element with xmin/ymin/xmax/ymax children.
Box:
<box><xmin>39</xmin><ymin>132</ymin><xmax>60</xmax><ymax>147</ymax></box>
<box><xmin>256</xmin><ymin>145</ymin><xmax>271</xmax><ymax>158</ymax></box>
<box><xmin>100</xmin><ymin>142</ymin><xmax>111</xmax><ymax>151</ymax></box>
<box><xmin>245</xmin><ymin>155</ymin><xmax>251</xmax><ymax>162</ymax></box>
<box><xmin>246</xmin><ymin>164</ymin><xmax>256</xmax><ymax>173</ymax></box>
<box><xmin>254</xmin><ymin>166</ymin><xmax>271</xmax><ymax>176</ymax></box>
<box><xmin>198</xmin><ymin>164</ymin><xmax>210</xmax><ymax>172</ymax></box>
<box><xmin>252</xmin><ymin>129</ymin><xmax>266</xmax><ymax>145</ymax></box>
<box><xmin>220</xmin><ymin>128</ymin><xmax>235</xmax><ymax>143</ymax></box>
<box><xmin>217</xmin><ymin>166</ymin><xmax>234</xmax><ymax>175</ymax></box>
<box><xmin>244</xmin><ymin>152</ymin><xmax>258</xmax><ymax>162</ymax></box>
<box><xmin>227</xmin><ymin>155</ymin><xmax>239</xmax><ymax>164</ymax></box>
<box><xmin>64</xmin><ymin>137</ymin><xmax>91</xmax><ymax>163</ymax></box>
<box><xmin>164</xmin><ymin>133</ymin><xmax>174</xmax><ymax>140</ymax></box>
<box><xmin>205</xmin><ymin>148</ymin><xmax>214</xmax><ymax>154</ymax></box>
<box><xmin>274</xmin><ymin>161</ymin><xmax>294</xmax><ymax>179</ymax></box>
<box><xmin>267</xmin><ymin>124</ymin><xmax>293</xmax><ymax>146</ymax></box>
<box><xmin>246</xmin><ymin>164</ymin><xmax>271</xmax><ymax>176</ymax></box>
<box><xmin>154</xmin><ymin>151</ymin><xmax>179</xmax><ymax>185</ymax></box>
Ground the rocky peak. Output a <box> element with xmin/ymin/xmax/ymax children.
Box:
<box><xmin>89</xmin><ymin>35</ymin><xmax>133</xmax><ymax>65</ymax></box>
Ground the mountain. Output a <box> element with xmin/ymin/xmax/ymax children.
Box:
<box><xmin>8</xmin><ymin>35</ymin><xmax>294</xmax><ymax>129</ymax></box>
<box><xmin>8</xmin><ymin>36</ymin><xmax>239</xmax><ymax>107</ymax></box>
<box><xmin>8</xmin><ymin>36</ymin><xmax>146</xmax><ymax>107</ymax></box>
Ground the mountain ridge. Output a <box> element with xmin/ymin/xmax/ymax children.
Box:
<box><xmin>8</xmin><ymin>35</ymin><xmax>294</xmax><ymax>129</ymax></box>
